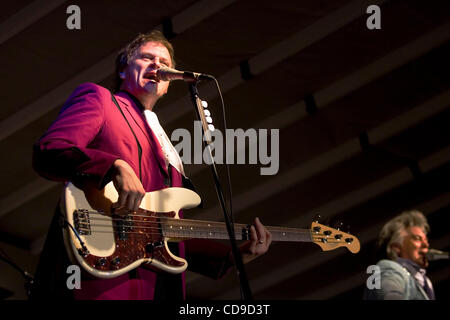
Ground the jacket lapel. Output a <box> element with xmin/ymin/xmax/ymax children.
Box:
<box><xmin>399</xmin><ymin>261</ymin><xmax>430</xmax><ymax>300</ymax></box>
<box><xmin>115</xmin><ymin>93</ymin><xmax>169</xmax><ymax>177</ymax></box>
<box><xmin>408</xmin><ymin>276</ymin><xmax>430</xmax><ymax>300</ymax></box>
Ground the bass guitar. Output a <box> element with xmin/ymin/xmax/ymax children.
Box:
<box><xmin>62</xmin><ymin>182</ymin><xmax>360</xmax><ymax>279</ymax></box>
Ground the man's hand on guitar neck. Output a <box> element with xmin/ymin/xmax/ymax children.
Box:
<box><xmin>111</xmin><ymin>159</ymin><xmax>146</xmax><ymax>213</ymax></box>
<box><xmin>239</xmin><ymin>217</ymin><xmax>272</xmax><ymax>264</ymax></box>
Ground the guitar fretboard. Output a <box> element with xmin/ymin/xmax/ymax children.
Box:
<box><xmin>160</xmin><ymin>218</ymin><xmax>313</xmax><ymax>242</ymax></box>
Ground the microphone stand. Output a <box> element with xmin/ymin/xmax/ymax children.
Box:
<box><xmin>188</xmin><ymin>82</ymin><xmax>253</xmax><ymax>300</ymax></box>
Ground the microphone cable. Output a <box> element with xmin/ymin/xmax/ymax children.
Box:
<box><xmin>211</xmin><ymin>77</ymin><xmax>235</xmax><ymax>231</ymax></box>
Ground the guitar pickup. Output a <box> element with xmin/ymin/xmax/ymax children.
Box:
<box><xmin>115</xmin><ymin>215</ymin><xmax>134</xmax><ymax>240</ymax></box>
<box><xmin>74</xmin><ymin>209</ymin><xmax>91</xmax><ymax>235</ymax></box>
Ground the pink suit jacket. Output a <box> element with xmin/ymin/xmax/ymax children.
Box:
<box><xmin>33</xmin><ymin>83</ymin><xmax>232</xmax><ymax>300</ymax></box>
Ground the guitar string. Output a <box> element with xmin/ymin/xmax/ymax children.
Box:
<box><xmin>73</xmin><ymin>211</ymin><xmax>336</xmax><ymax>236</ymax></box>
<box><xmin>78</xmin><ymin>210</ymin><xmax>316</xmax><ymax>233</ymax></box>
<box><xmin>75</xmin><ymin>216</ymin><xmax>254</xmax><ymax>236</ymax></box>
<box><xmin>76</xmin><ymin>217</ymin><xmax>317</xmax><ymax>237</ymax></box>
<box><xmin>75</xmin><ymin>226</ymin><xmax>349</xmax><ymax>244</ymax></box>
<box><xmin>81</xmin><ymin>222</ymin><xmax>249</xmax><ymax>234</ymax></box>
<box><xmin>75</xmin><ymin>227</ymin><xmax>347</xmax><ymax>243</ymax></box>
<box><xmin>80</xmin><ymin>217</ymin><xmax>248</xmax><ymax>232</ymax></box>
<box><xmin>74</xmin><ymin>224</ymin><xmax>348</xmax><ymax>244</ymax></box>
<box><xmin>85</xmin><ymin>217</ymin><xmax>310</xmax><ymax>233</ymax></box>
<box><xmin>79</xmin><ymin>228</ymin><xmax>343</xmax><ymax>242</ymax></box>
<box><xmin>79</xmin><ymin>210</ymin><xmax>239</xmax><ymax>227</ymax></box>
<box><xmin>73</xmin><ymin>222</ymin><xmax>349</xmax><ymax>245</ymax></box>
<box><xmin>72</xmin><ymin>210</ymin><xmax>353</xmax><ymax>242</ymax></box>
<box><xmin>81</xmin><ymin>224</ymin><xmax>247</xmax><ymax>240</ymax></box>
<box><xmin>75</xmin><ymin>227</ymin><xmax>246</xmax><ymax>239</ymax></box>
<box><xmin>83</xmin><ymin>214</ymin><xmax>246</xmax><ymax>228</ymax></box>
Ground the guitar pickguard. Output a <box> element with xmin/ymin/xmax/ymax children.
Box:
<box><xmin>62</xmin><ymin>182</ymin><xmax>201</xmax><ymax>278</ymax></box>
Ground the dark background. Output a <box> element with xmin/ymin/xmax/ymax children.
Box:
<box><xmin>0</xmin><ymin>0</ymin><xmax>449</xmax><ymax>300</ymax></box>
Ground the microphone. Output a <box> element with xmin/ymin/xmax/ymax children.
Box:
<box><xmin>426</xmin><ymin>249</ymin><xmax>449</xmax><ymax>261</ymax></box>
<box><xmin>156</xmin><ymin>66</ymin><xmax>214</xmax><ymax>82</ymax></box>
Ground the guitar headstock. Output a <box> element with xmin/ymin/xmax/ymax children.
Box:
<box><xmin>310</xmin><ymin>222</ymin><xmax>360</xmax><ymax>253</ymax></box>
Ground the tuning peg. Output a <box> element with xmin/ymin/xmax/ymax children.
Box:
<box><xmin>201</xmin><ymin>100</ymin><xmax>208</xmax><ymax>108</ymax></box>
<box><xmin>206</xmin><ymin>116</ymin><xmax>213</xmax><ymax>124</ymax></box>
<box><xmin>204</xmin><ymin>109</ymin><xmax>211</xmax><ymax>116</ymax></box>
<box><xmin>313</xmin><ymin>214</ymin><xmax>321</xmax><ymax>223</ymax></box>
<box><xmin>332</xmin><ymin>221</ymin><xmax>344</xmax><ymax>231</ymax></box>
<box><xmin>207</xmin><ymin>124</ymin><xmax>215</xmax><ymax>132</ymax></box>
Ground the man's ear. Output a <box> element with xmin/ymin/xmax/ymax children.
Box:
<box><xmin>391</xmin><ymin>243</ymin><xmax>402</xmax><ymax>256</ymax></box>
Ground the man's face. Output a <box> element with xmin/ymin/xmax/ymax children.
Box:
<box><xmin>120</xmin><ymin>41</ymin><xmax>172</xmax><ymax>100</ymax></box>
<box><xmin>397</xmin><ymin>226</ymin><xmax>429</xmax><ymax>268</ymax></box>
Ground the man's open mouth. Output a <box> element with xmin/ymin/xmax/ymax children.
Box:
<box><xmin>144</xmin><ymin>72</ymin><xmax>159</xmax><ymax>82</ymax></box>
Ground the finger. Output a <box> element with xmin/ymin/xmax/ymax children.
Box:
<box><xmin>254</xmin><ymin>217</ymin><xmax>266</xmax><ymax>242</ymax></box>
<box><xmin>249</xmin><ymin>225</ymin><xmax>258</xmax><ymax>254</ymax></box>
<box><xmin>125</xmin><ymin>193</ymin><xmax>136</xmax><ymax>212</ymax></box>
<box><xmin>133</xmin><ymin>190</ymin><xmax>145</xmax><ymax>212</ymax></box>
<box><xmin>111</xmin><ymin>202</ymin><xmax>120</xmax><ymax>209</ymax></box>
<box><xmin>116</xmin><ymin>190</ymin><xmax>127</xmax><ymax>208</ymax></box>
<box><xmin>132</xmin><ymin>196</ymin><xmax>140</xmax><ymax>213</ymax></box>
<box><xmin>129</xmin><ymin>179</ymin><xmax>144</xmax><ymax>211</ymax></box>
<box><xmin>250</xmin><ymin>224</ymin><xmax>258</xmax><ymax>241</ymax></box>
<box><xmin>266</xmin><ymin>229</ymin><xmax>273</xmax><ymax>246</ymax></box>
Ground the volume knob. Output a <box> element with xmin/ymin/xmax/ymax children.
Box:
<box><xmin>111</xmin><ymin>256</ymin><xmax>121</xmax><ymax>267</ymax></box>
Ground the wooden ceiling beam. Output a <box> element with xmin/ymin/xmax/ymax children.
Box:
<box><xmin>158</xmin><ymin>0</ymin><xmax>390</xmax><ymax>124</ymax></box>
<box><xmin>0</xmin><ymin>0</ymin><xmax>66</xmax><ymax>45</ymax></box>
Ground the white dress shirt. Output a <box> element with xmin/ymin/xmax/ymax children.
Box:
<box><xmin>143</xmin><ymin>109</ymin><xmax>185</xmax><ymax>176</ymax></box>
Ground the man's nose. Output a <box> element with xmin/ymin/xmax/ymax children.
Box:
<box><xmin>150</xmin><ymin>57</ymin><xmax>162</xmax><ymax>68</ymax></box>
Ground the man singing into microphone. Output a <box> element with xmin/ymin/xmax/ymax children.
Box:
<box><xmin>364</xmin><ymin>210</ymin><xmax>435</xmax><ymax>300</ymax></box>
<box><xmin>31</xmin><ymin>30</ymin><xmax>272</xmax><ymax>300</ymax></box>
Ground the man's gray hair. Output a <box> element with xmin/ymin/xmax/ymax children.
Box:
<box><xmin>377</xmin><ymin>210</ymin><xmax>430</xmax><ymax>260</ymax></box>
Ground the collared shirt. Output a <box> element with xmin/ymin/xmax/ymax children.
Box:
<box><xmin>396</xmin><ymin>257</ymin><xmax>435</xmax><ymax>299</ymax></box>
<box><xmin>143</xmin><ymin>109</ymin><xmax>185</xmax><ymax>176</ymax></box>
<box><xmin>120</xmin><ymin>90</ymin><xmax>185</xmax><ymax>176</ymax></box>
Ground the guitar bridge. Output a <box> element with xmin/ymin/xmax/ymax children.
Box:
<box><xmin>73</xmin><ymin>209</ymin><xmax>91</xmax><ymax>235</ymax></box>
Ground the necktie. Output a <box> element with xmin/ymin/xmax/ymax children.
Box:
<box><xmin>423</xmin><ymin>277</ymin><xmax>435</xmax><ymax>300</ymax></box>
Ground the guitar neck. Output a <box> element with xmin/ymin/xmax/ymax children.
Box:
<box><xmin>161</xmin><ymin>218</ymin><xmax>313</xmax><ymax>242</ymax></box>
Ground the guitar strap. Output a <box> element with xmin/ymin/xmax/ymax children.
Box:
<box><xmin>110</xmin><ymin>92</ymin><xmax>143</xmax><ymax>181</ymax></box>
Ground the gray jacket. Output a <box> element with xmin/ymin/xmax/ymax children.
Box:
<box><xmin>364</xmin><ymin>259</ymin><xmax>429</xmax><ymax>300</ymax></box>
